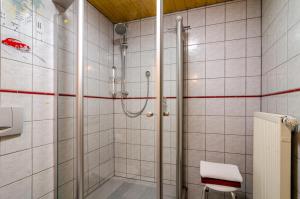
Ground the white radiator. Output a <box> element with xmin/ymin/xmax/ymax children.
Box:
<box><xmin>253</xmin><ymin>112</ymin><xmax>293</xmax><ymax>199</ymax></box>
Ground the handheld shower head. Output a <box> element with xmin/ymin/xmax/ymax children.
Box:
<box><xmin>114</xmin><ymin>23</ymin><xmax>127</xmax><ymax>36</ymax></box>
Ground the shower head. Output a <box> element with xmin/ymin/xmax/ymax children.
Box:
<box><xmin>114</xmin><ymin>23</ymin><xmax>127</xmax><ymax>35</ymax></box>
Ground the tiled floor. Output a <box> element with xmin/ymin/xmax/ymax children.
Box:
<box><xmin>86</xmin><ymin>177</ymin><xmax>157</xmax><ymax>199</ymax></box>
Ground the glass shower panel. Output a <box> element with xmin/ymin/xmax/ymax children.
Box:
<box><xmin>56</xmin><ymin>2</ymin><xmax>77</xmax><ymax>199</ymax></box>
<box><xmin>82</xmin><ymin>1</ymin><xmax>158</xmax><ymax>199</ymax></box>
<box><xmin>82</xmin><ymin>2</ymin><xmax>115</xmax><ymax>197</ymax></box>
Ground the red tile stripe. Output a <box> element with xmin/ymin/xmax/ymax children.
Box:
<box><xmin>0</xmin><ymin>88</ymin><xmax>300</xmax><ymax>99</ymax></box>
<box><xmin>0</xmin><ymin>89</ymin><xmax>55</xmax><ymax>96</ymax></box>
<box><xmin>261</xmin><ymin>88</ymin><xmax>300</xmax><ymax>97</ymax></box>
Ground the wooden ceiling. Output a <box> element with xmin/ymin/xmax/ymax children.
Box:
<box><xmin>88</xmin><ymin>0</ymin><xmax>230</xmax><ymax>23</ymax></box>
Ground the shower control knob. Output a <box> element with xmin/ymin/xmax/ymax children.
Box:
<box><xmin>146</xmin><ymin>112</ymin><xmax>154</xmax><ymax>117</ymax></box>
<box><xmin>163</xmin><ymin>112</ymin><xmax>170</xmax><ymax>116</ymax></box>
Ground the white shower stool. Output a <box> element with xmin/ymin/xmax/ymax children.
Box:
<box><xmin>200</xmin><ymin>161</ymin><xmax>243</xmax><ymax>199</ymax></box>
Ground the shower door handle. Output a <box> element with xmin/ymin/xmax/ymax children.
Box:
<box><xmin>163</xmin><ymin>112</ymin><xmax>169</xmax><ymax>116</ymax></box>
<box><xmin>146</xmin><ymin>112</ymin><xmax>154</xmax><ymax>117</ymax></box>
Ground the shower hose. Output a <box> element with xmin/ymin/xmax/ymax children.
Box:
<box><xmin>120</xmin><ymin>71</ymin><xmax>150</xmax><ymax>118</ymax></box>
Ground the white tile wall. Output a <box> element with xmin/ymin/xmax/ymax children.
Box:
<box><xmin>0</xmin><ymin>0</ymin><xmax>265</xmax><ymax>198</ymax></box>
<box><xmin>262</xmin><ymin>0</ymin><xmax>300</xmax><ymax>197</ymax></box>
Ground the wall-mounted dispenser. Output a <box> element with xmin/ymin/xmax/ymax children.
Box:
<box><xmin>0</xmin><ymin>107</ymin><xmax>23</xmax><ymax>137</ymax></box>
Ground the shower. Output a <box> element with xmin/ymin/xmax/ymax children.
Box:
<box><xmin>114</xmin><ymin>23</ymin><xmax>151</xmax><ymax>118</ymax></box>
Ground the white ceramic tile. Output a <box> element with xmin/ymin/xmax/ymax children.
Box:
<box><xmin>141</xmin><ymin>35</ymin><xmax>155</xmax><ymax>51</ymax></box>
<box><xmin>225</xmin><ymin>77</ymin><xmax>246</xmax><ymax>95</ymax></box>
<box><xmin>186</xmin><ymin>98</ymin><xmax>206</xmax><ymax>115</ymax></box>
<box><xmin>246</xmin><ymin>76</ymin><xmax>261</xmax><ymax>95</ymax></box>
<box><xmin>276</xmin><ymin>34</ymin><xmax>288</xmax><ymax>66</ymax></box>
<box><xmin>247</xmin><ymin>37</ymin><xmax>261</xmax><ymax>57</ymax></box>
<box><xmin>226</xmin><ymin>39</ymin><xmax>246</xmax><ymax>59</ymax></box>
<box><xmin>33</xmin><ymin>120</ymin><xmax>54</xmax><ymax>147</ymax></box>
<box><xmin>186</xmin><ymin>61</ymin><xmax>205</xmax><ymax>80</ymax></box>
<box><xmin>164</xmin><ymin>31</ymin><xmax>176</xmax><ymax>48</ymax></box>
<box><xmin>206</xmin><ymin>99</ymin><xmax>225</xmax><ymax>116</ymax></box>
<box><xmin>33</xmin><ymin>66</ymin><xmax>54</xmax><ymax>92</ymax></box>
<box><xmin>246</xmin><ymin>98</ymin><xmax>261</xmax><ymax>116</ymax></box>
<box><xmin>88</xmin><ymin>42</ymin><xmax>100</xmax><ymax>62</ymax></box>
<box><xmin>247</xmin><ymin>57</ymin><xmax>261</xmax><ymax>76</ymax></box>
<box><xmin>226</xmin><ymin>1</ymin><xmax>246</xmax><ymax>22</ymax></box>
<box><xmin>164</xmin><ymin>48</ymin><xmax>176</xmax><ymax>64</ymax></box>
<box><xmin>33</xmin><ymin>95</ymin><xmax>54</xmax><ymax>120</ymax></box>
<box><xmin>288</xmin><ymin>92</ymin><xmax>300</xmax><ymax>118</ymax></box>
<box><xmin>247</xmin><ymin>0</ymin><xmax>261</xmax><ymax>18</ymax></box>
<box><xmin>188</xmin><ymin>8</ymin><xmax>206</xmax><ymax>28</ymax></box>
<box><xmin>225</xmin><ymin>135</ymin><xmax>245</xmax><ymax>154</ymax></box>
<box><xmin>187</xmin><ymin>79</ymin><xmax>205</xmax><ymax>96</ymax></box>
<box><xmin>247</xmin><ymin>18</ymin><xmax>261</xmax><ymax>38</ymax></box>
<box><xmin>1</xmin><ymin>59</ymin><xmax>32</xmax><ymax>91</ymax></box>
<box><xmin>58</xmin><ymin>139</ymin><xmax>74</xmax><ymax>164</ymax></box>
<box><xmin>0</xmin><ymin>149</ymin><xmax>32</xmax><ymax>187</ymax></box>
<box><xmin>33</xmin><ymin>168</ymin><xmax>54</xmax><ymax>199</ymax></box>
<box><xmin>288</xmin><ymin>0</ymin><xmax>300</xmax><ymax>28</ymax></box>
<box><xmin>58</xmin><ymin>160</ymin><xmax>74</xmax><ymax>186</ymax></box>
<box><xmin>206</xmin><ymin>4</ymin><xmax>225</xmax><ymax>25</ymax></box>
<box><xmin>225</xmin><ymin>116</ymin><xmax>245</xmax><ymax>135</ymax></box>
<box><xmin>33</xmin><ymin>144</ymin><xmax>54</xmax><ymax>173</ymax></box>
<box><xmin>206</xmin><ymin>60</ymin><xmax>225</xmax><ymax>78</ymax></box>
<box><xmin>34</xmin><ymin>0</ymin><xmax>57</xmax><ymax>21</ymax></box>
<box><xmin>0</xmin><ymin>177</ymin><xmax>31</xmax><ymax>199</ymax></box>
<box><xmin>60</xmin><ymin>22</ymin><xmax>75</xmax><ymax>51</ymax></box>
<box><xmin>187</xmin><ymin>116</ymin><xmax>205</xmax><ymax>133</ymax></box>
<box><xmin>206</xmin><ymin>24</ymin><xmax>225</xmax><ymax>43</ymax></box>
<box><xmin>225</xmin><ymin>58</ymin><xmax>246</xmax><ymax>77</ymax></box>
<box><xmin>58</xmin><ymin>49</ymin><xmax>74</xmax><ymax>73</ymax></box>
<box><xmin>187</xmin><ymin>44</ymin><xmax>205</xmax><ymax>62</ymax></box>
<box><xmin>187</xmin><ymin>150</ymin><xmax>205</xmax><ymax>167</ymax></box>
<box><xmin>288</xmin><ymin>55</ymin><xmax>300</xmax><ymax>89</ymax></box>
<box><xmin>206</xmin><ymin>116</ymin><xmax>225</xmax><ymax>134</ymax></box>
<box><xmin>141</xmin><ymin>146</ymin><xmax>155</xmax><ymax>161</ymax></box>
<box><xmin>206</xmin><ymin>42</ymin><xmax>225</xmax><ymax>61</ymax></box>
<box><xmin>188</xmin><ymin>27</ymin><xmax>205</xmax><ymax>45</ymax></box>
<box><xmin>33</xmin><ymin>39</ymin><xmax>54</xmax><ymax>68</ymax></box>
<box><xmin>206</xmin><ymin>151</ymin><xmax>224</xmax><ymax>163</ymax></box>
<box><xmin>127</xmin><ymin>21</ymin><xmax>141</xmax><ymax>38</ymax></box>
<box><xmin>225</xmin><ymin>98</ymin><xmax>246</xmax><ymax>116</ymax></box>
<box><xmin>87</xmin><ymin>4</ymin><xmax>100</xmax><ymax>28</ymax></box>
<box><xmin>288</xmin><ymin>22</ymin><xmax>300</xmax><ymax>58</ymax></box>
<box><xmin>87</xmin><ymin>133</ymin><xmax>100</xmax><ymax>152</ymax></box>
<box><xmin>226</xmin><ymin>20</ymin><xmax>246</xmax><ymax>40</ymax></box>
<box><xmin>206</xmin><ymin>134</ymin><xmax>225</xmax><ymax>152</ymax></box>
<box><xmin>127</xmin><ymin>37</ymin><xmax>141</xmax><ymax>53</ymax></box>
<box><xmin>141</xmin><ymin>17</ymin><xmax>155</xmax><ymax>35</ymax></box>
<box><xmin>141</xmin><ymin>50</ymin><xmax>154</xmax><ymax>67</ymax></box>
<box><xmin>141</xmin><ymin>161</ymin><xmax>155</xmax><ymax>177</ymax></box>
<box><xmin>206</xmin><ymin>78</ymin><xmax>225</xmax><ymax>96</ymax></box>
<box><xmin>57</xmin><ymin>180</ymin><xmax>74</xmax><ymax>199</ymax></box>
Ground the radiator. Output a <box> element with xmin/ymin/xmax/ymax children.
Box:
<box><xmin>253</xmin><ymin>112</ymin><xmax>294</xmax><ymax>199</ymax></box>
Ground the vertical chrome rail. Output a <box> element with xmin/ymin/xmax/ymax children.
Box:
<box><xmin>176</xmin><ymin>16</ymin><xmax>184</xmax><ymax>199</ymax></box>
<box><xmin>76</xmin><ymin>0</ymin><xmax>84</xmax><ymax>198</ymax></box>
<box><xmin>155</xmin><ymin>0</ymin><xmax>163</xmax><ymax>198</ymax></box>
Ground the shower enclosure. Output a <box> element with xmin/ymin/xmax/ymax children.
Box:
<box><xmin>54</xmin><ymin>0</ymin><xmax>186</xmax><ymax>198</ymax></box>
